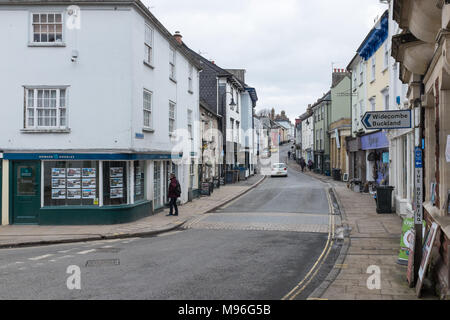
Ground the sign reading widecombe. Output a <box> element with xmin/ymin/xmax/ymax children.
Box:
<box><xmin>362</xmin><ymin>110</ymin><xmax>411</xmax><ymax>130</ymax></box>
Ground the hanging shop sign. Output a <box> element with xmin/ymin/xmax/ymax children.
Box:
<box><xmin>362</xmin><ymin>110</ymin><xmax>411</xmax><ymax>130</ymax></box>
<box><xmin>361</xmin><ymin>131</ymin><xmax>389</xmax><ymax>150</ymax></box>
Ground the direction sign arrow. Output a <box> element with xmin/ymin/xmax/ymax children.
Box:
<box><xmin>361</xmin><ymin>110</ymin><xmax>411</xmax><ymax>130</ymax></box>
<box><xmin>363</xmin><ymin>113</ymin><xmax>372</xmax><ymax>129</ymax></box>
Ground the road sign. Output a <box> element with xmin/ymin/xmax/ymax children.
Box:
<box><xmin>362</xmin><ymin>110</ymin><xmax>412</xmax><ymax>130</ymax></box>
<box><xmin>414</xmin><ymin>147</ymin><xmax>423</xmax><ymax>225</ymax></box>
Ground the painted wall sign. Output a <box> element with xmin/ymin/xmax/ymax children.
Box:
<box><xmin>362</xmin><ymin>110</ymin><xmax>411</xmax><ymax>130</ymax></box>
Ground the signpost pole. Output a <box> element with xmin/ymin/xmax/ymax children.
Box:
<box><xmin>413</xmin><ymin>100</ymin><xmax>424</xmax><ymax>285</ymax></box>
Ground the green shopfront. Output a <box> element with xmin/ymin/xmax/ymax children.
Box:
<box><xmin>2</xmin><ymin>152</ymin><xmax>182</xmax><ymax>225</ymax></box>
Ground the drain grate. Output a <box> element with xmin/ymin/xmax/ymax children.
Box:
<box><xmin>85</xmin><ymin>259</ymin><xmax>120</xmax><ymax>267</ymax></box>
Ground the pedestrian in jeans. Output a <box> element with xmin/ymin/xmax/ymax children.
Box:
<box><xmin>167</xmin><ymin>173</ymin><xmax>181</xmax><ymax>216</ymax></box>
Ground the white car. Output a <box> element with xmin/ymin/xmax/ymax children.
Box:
<box><xmin>271</xmin><ymin>163</ymin><xmax>288</xmax><ymax>177</ymax></box>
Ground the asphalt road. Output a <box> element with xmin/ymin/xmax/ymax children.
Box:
<box><xmin>0</xmin><ymin>144</ymin><xmax>341</xmax><ymax>300</ymax></box>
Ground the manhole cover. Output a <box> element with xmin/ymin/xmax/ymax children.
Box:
<box><xmin>85</xmin><ymin>259</ymin><xmax>120</xmax><ymax>267</ymax></box>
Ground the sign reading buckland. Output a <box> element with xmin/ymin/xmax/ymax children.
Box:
<box><xmin>362</xmin><ymin>110</ymin><xmax>412</xmax><ymax>130</ymax></box>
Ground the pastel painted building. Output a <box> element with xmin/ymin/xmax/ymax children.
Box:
<box><xmin>329</xmin><ymin>69</ymin><xmax>352</xmax><ymax>179</ymax></box>
<box><xmin>0</xmin><ymin>0</ymin><xmax>201</xmax><ymax>225</ymax></box>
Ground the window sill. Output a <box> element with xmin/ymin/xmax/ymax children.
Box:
<box><xmin>169</xmin><ymin>77</ymin><xmax>177</xmax><ymax>84</ymax></box>
<box><xmin>28</xmin><ymin>42</ymin><xmax>66</xmax><ymax>47</ymax></box>
<box><xmin>21</xmin><ymin>128</ymin><xmax>71</xmax><ymax>133</ymax></box>
<box><xmin>142</xmin><ymin>127</ymin><xmax>154</xmax><ymax>133</ymax></box>
<box><xmin>143</xmin><ymin>60</ymin><xmax>154</xmax><ymax>69</ymax></box>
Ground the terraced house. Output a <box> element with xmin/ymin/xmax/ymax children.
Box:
<box><xmin>0</xmin><ymin>0</ymin><xmax>202</xmax><ymax>225</ymax></box>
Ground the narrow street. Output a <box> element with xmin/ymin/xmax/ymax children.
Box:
<box><xmin>0</xmin><ymin>145</ymin><xmax>341</xmax><ymax>300</ymax></box>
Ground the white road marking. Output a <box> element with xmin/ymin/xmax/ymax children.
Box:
<box><xmin>77</xmin><ymin>249</ymin><xmax>96</xmax><ymax>255</ymax></box>
<box><xmin>29</xmin><ymin>254</ymin><xmax>53</xmax><ymax>261</ymax></box>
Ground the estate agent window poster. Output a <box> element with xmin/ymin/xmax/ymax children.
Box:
<box><xmin>82</xmin><ymin>168</ymin><xmax>96</xmax><ymax>178</ymax></box>
<box><xmin>67</xmin><ymin>178</ymin><xmax>81</xmax><ymax>189</ymax></box>
<box><xmin>52</xmin><ymin>188</ymin><xmax>66</xmax><ymax>199</ymax></box>
<box><xmin>67</xmin><ymin>168</ymin><xmax>81</xmax><ymax>178</ymax></box>
<box><xmin>67</xmin><ymin>189</ymin><xmax>81</xmax><ymax>199</ymax></box>
<box><xmin>52</xmin><ymin>178</ymin><xmax>66</xmax><ymax>189</ymax></box>
<box><xmin>110</xmin><ymin>187</ymin><xmax>124</xmax><ymax>199</ymax></box>
<box><xmin>82</xmin><ymin>178</ymin><xmax>96</xmax><ymax>188</ymax></box>
<box><xmin>110</xmin><ymin>167</ymin><xmax>123</xmax><ymax>178</ymax></box>
<box><xmin>82</xmin><ymin>189</ymin><xmax>96</xmax><ymax>199</ymax></box>
<box><xmin>51</xmin><ymin>168</ymin><xmax>66</xmax><ymax>178</ymax></box>
<box><xmin>110</xmin><ymin>178</ymin><xmax>123</xmax><ymax>188</ymax></box>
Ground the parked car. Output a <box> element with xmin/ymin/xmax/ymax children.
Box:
<box><xmin>271</xmin><ymin>163</ymin><xmax>288</xmax><ymax>177</ymax></box>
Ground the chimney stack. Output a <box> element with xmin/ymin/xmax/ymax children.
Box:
<box><xmin>174</xmin><ymin>31</ymin><xmax>182</xmax><ymax>45</ymax></box>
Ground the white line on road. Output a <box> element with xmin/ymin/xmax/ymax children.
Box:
<box><xmin>29</xmin><ymin>254</ymin><xmax>53</xmax><ymax>261</ymax></box>
<box><xmin>77</xmin><ymin>249</ymin><xmax>96</xmax><ymax>255</ymax></box>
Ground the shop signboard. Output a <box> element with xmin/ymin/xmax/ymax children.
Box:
<box><xmin>200</xmin><ymin>182</ymin><xmax>211</xmax><ymax>196</ymax></box>
<box><xmin>398</xmin><ymin>217</ymin><xmax>425</xmax><ymax>265</ymax></box>
<box><xmin>361</xmin><ymin>131</ymin><xmax>389</xmax><ymax>150</ymax></box>
<box><xmin>416</xmin><ymin>222</ymin><xmax>439</xmax><ymax>297</ymax></box>
<box><xmin>362</xmin><ymin>110</ymin><xmax>411</xmax><ymax>130</ymax></box>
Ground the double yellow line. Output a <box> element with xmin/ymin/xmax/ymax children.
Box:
<box><xmin>282</xmin><ymin>188</ymin><xmax>335</xmax><ymax>300</ymax></box>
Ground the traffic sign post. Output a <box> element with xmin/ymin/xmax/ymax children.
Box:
<box><xmin>362</xmin><ymin>110</ymin><xmax>412</xmax><ymax>130</ymax></box>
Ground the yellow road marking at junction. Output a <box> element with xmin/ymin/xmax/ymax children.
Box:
<box><xmin>282</xmin><ymin>187</ymin><xmax>335</xmax><ymax>300</ymax></box>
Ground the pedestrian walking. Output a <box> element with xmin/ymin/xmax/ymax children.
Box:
<box><xmin>300</xmin><ymin>158</ymin><xmax>306</xmax><ymax>172</ymax></box>
<box><xmin>288</xmin><ymin>151</ymin><xmax>291</xmax><ymax>159</ymax></box>
<box><xmin>167</xmin><ymin>173</ymin><xmax>181</xmax><ymax>216</ymax></box>
<box><xmin>308</xmin><ymin>159</ymin><xmax>313</xmax><ymax>171</ymax></box>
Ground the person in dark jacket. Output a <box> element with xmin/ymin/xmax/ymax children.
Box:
<box><xmin>167</xmin><ymin>173</ymin><xmax>180</xmax><ymax>216</ymax></box>
<box><xmin>300</xmin><ymin>158</ymin><xmax>306</xmax><ymax>172</ymax></box>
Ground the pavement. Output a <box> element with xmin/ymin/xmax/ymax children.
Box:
<box><xmin>286</xmin><ymin>158</ymin><xmax>437</xmax><ymax>300</ymax></box>
<box><xmin>0</xmin><ymin>174</ymin><xmax>266</xmax><ymax>249</ymax></box>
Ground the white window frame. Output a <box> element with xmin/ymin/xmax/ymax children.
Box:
<box><xmin>383</xmin><ymin>42</ymin><xmax>389</xmax><ymax>70</ymax></box>
<box><xmin>188</xmin><ymin>65</ymin><xmax>194</xmax><ymax>93</ymax></box>
<box><xmin>359</xmin><ymin>61</ymin><xmax>364</xmax><ymax>85</ymax></box>
<box><xmin>381</xmin><ymin>88</ymin><xmax>389</xmax><ymax>110</ymax></box>
<box><xmin>369</xmin><ymin>97</ymin><xmax>376</xmax><ymax>112</ymax></box>
<box><xmin>144</xmin><ymin>24</ymin><xmax>154</xmax><ymax>66</ymax></box>
<box><xmin>29</xmin><ymin>12</ymin><xmax>65</xmax><ymax>46</ymax></box>
<box><xmin>169</xmin><ymin>47</ymin><xmax>176</xmax><ymax>81</ymax></box>
<box><xmin>187</xmin><ymin>109</ymin><xmax>193</xmax><ymax>140</ymax></box>
<box><xmin>143</xmin><ymin>89</ymin><xmax>153</xmax><ymax>130</ymax></box>
<box><xmin>169</xmin><ymin>101</ymin><xmax>176</xmax><ymax>135</ymax></box>
<box><xmin>24</xmin><ymin>86</ymin><xmax>69</xmax><ymax>130</ymax></box>
<box><xmin>371</xmin><ymin>57</ymin><xmax>376</xmax><ymax>82</ymax></box>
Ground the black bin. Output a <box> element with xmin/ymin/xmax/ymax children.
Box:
<box><xmin>375</xmin><ymin>186</ymin><xmax>394</xmax><ymax>213</ymax></box>
<box><xmin>332</xmin><ymin>169</ymin><xmax>341</xmax><ymax>181</ymax></box>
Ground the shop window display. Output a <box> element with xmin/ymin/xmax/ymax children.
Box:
<box><xmin>103</xmin><ymin>161</ymin><xmax>128</xmax><ymax>205</ymax></box>
<box><xmin>134</xmin><ymin>161</ymin><xmax>145</xmax><ymax>202</ymax></box>
<box><xmin>44</xmin><ymin>161</ymin><xmax>99</xmax><ymax>206</ymax></box>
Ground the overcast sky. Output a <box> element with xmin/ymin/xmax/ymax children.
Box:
<box><xmin>142</xmin><ymin>0</ymin><xmax>387</xmax><ymax>122</ymax></box>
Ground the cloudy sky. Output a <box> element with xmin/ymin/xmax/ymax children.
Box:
<box><xmin>142</xmin><ymin>0</ymin><xmax>387</xmax><ymax>122</ymax></box>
